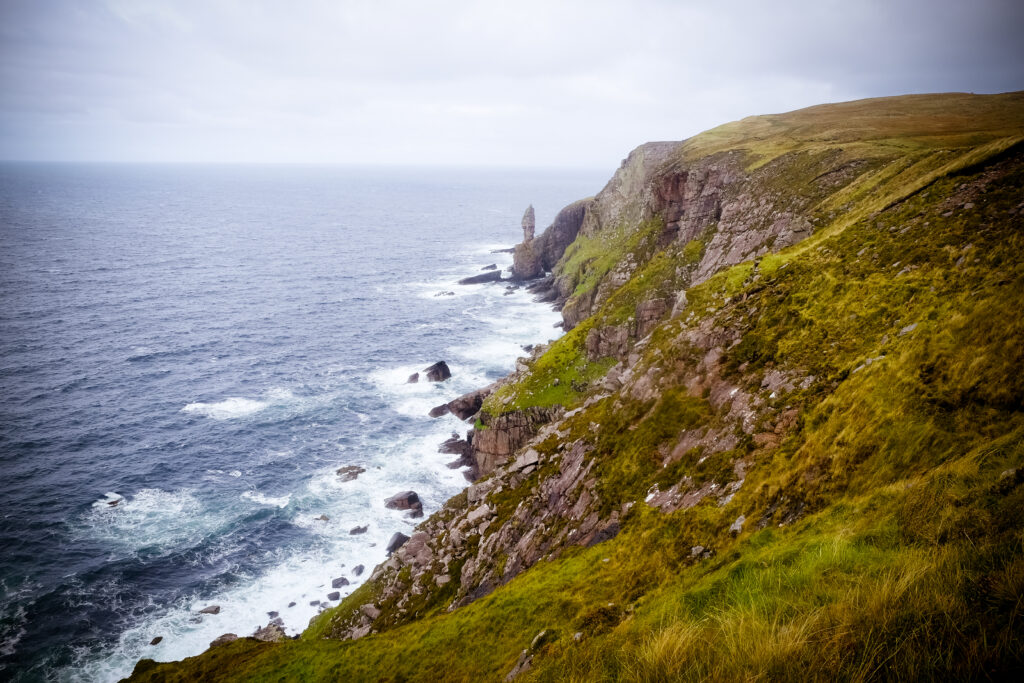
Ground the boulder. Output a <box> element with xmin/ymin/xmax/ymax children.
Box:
<box><xmin>267</xmin><ymin>611</ymin><xmax>279</xmax><ymax>619</ymax></box>
<box><xmin>149</xmin><ymin>636</ymin><xmax>162</xmax><ymax>646</ymax></box>
<box><xmin>458</xmin><ymin>271</ymin><xmax>503</xmax><ymax>285</ymax></box>
<box><xmin>198</xmin><ymin>605</ymin><xmax>220</xmax><ymax>615</ymax></box>
<box><xmin>386</xmin><ymin>532</ymin><xmax>410</xmax><ymax>554</ymax></box>
<box><xmin>353</xmin><ymin>564</ymin><xmax>365</xmax><ymax>576</ymax></box>
<box><xmin>209</xmin><ymin>633</ymin><xmax>237</xmax><ymax>648</ymax></box>
<box><xmin>423</xmin><ymin>361</ymin><xmax>451</xmax><ymax>382</ymax></box>
<box><xmin>407</xmin><ymin>372</ymin><xmax>419</xmax><ymax>383</ymax></box>
<box><xmin>332</xmin><ymin>577</ymin><xmax>350</xmax><ymax>588</ymax></box>
<box><xmin>349</xmin><ymin>525</ymin><xmax>368</xmax><ymax>535</ymax></box>
<box><xmin>336</xmin><ymin>465</ymin><xmax>365</xmax><ymax>482</ymax></box>
<box><xmin>315</xmin><ymin>514</ymin><xmax>330</xmax><ymax>522</ymax></box>
<box><xmin>446</xmin><ymin>384</ymin><xmax>495</xmax><ymax>420</ymax></box>
<box><xmin>252</xmin><ymin>623</ymin><xmax>287</xmax><ymax>643</ymax></box>
<box><xmin>428</xmin><ymin>404</ymin><xmax>450</xmax><ymax>418</ymax></box>
<box><xmin>482</xmin><ymin>263</ymin><xmax>498</xmax><ymax>270</ymax></box>
<box><xmin>327</xmin><ymin>591</ymin><xmax>341</xmax><ymax>601</ymax></box>
<box><xmin>384</xmin><ymin>491</ymin><xmax>421</xmax><ymax>510</ymax></box>
<box><xmin>439</xmin><ymin>434</ymin><xmax>469</xmax><ymax>455</ymax></box>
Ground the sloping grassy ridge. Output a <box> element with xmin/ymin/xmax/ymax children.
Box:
<box><xmin>128</xmin><ymin>93</ymin><xmax>1024</xmax><ymax>682</ymax></box>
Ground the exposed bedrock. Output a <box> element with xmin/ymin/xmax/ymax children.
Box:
<box><xmin>470</xmin><ymin>406</ymin><xmax>561</xmax><ymax>478</ymax></box>
<box><xmin>511</xmin><ymin>199</ymin><xmax>591</xmax><ymax>281</ymax></box>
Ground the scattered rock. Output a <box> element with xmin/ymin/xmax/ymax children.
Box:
<box><xmin>209</xmin><ymin>633</ymin><xmax>237</xmax><ymax>648</ymax></box>
<box><xmin>353</xmin><ymin>564</ymin><xmax>365</xmax><ymax>576</ymax></box>
<box><xmin>332</xmin><ymin>577</ymin><xmax>350</xmax><ymax>589</ymax></box>
<box><xmin>198</xmin><ymin>605</ymin><xmax>221</xmax><ymax>615</ymax></box>
<box><xmin>327</xmin><ymin>591</ymin><xmax>340</xmax><ymax>601</ymax></box>
<box><xmin>349</xmin><ymin>525</ymin><xmax>368</xmax><ymax>535</ymax></box>
<box><xmin>252</xmin><ymin>622</ymin><xmax>287</xmax><ymax>643</ymax></box>
<box><xmin>315</xmin><ymin>514</ymin><xmax>330</xmax><ymax>522</ymax></box>
<box><xmin>336</xmin><ymin>465</ymin><xmax>365</xmax><ymax>482</ymax></box>
<box><xmin>384</xmin><ymin>491</ymin><xmax>421</xmax><ymax>510</ymax></box>
<box><xmin>386</xmin><ymin>532</ymin><xmax>410</xmax><ymax>554</ymax></box>
<box><xmin>458</xmin><ymin>271</ymin><xmax>503</xmax><ymax>285</ymax></box>
<box><xmin>309</xmin><ymin>600</ymin><xmax>320</xmax><ymax>606</ymax></box>
<box><xmin>267</xmin><ymin>611</ymin><xmax>279</xmax><ymax>619</ymax></box>
<box><xmin>730</xmin><ymin>515</ymin><xmax>746</xmax><ymax>535</ymax></box>
<box><xmin>899</xmin><ymin>322</ymin><xmax>918</xmax><ymax>336</ymax></box>
<box><xmin>423</xmin><ymin>361</ymin><xmax>452</xmax><ymax>382</ymax></box>
<box><xmin>149</xmin><ymin>636</ymin><xmax>162</xmax><ymax>646</ymax></box>
<box><xmin>360</xmin><ymin>604</ymin><xmax>381</xmax><ymax>620</ymax></box>
<box><xmin>288</xmin><ymin>602</ymin><xmax>296</xmax><ymax>608</ymax></box>
<box><xmin>447</xmin><ymin>385</ymin><xmax>494</xmax><ymax>420</ymax></box>
<box><xmin>407</xmin><ymin>372</ymin><xmax>420</xmax><ymax>383</ymax></box>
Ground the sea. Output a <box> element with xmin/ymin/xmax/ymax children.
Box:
<box><xmin>0</xmin><ymin>163</ymin><xmax>605</xmax><ymax>681</ymax></box>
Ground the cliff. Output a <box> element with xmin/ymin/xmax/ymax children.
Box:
<box><xmin>128</xmin><ymin>91</ymin><xmax>1024</xmax><ymax>682</ymax></box>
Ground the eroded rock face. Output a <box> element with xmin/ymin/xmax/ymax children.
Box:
<box><xmin>511</xmin><ymin>199</ymin><xmax>591</xmax><ymax>281</ymax></box>
<box><xmin>471</xmin><ymin>407</ymin><xmax>561</xmax><ymax>477</ymax></box>
<box><xmin>522</xmin><ymin>205</ymin><xmax>535</xmax><ymax>242</ymax></box>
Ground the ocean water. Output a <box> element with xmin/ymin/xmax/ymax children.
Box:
<box><xmin>0</xmin><ymin>163</ymin><xmax>604</xmax><ymax>681</ymax></box>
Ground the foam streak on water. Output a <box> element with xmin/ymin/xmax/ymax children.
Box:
<box><xmin>0</xmin><ymin>164</ymin><xmax>604</xmax><ymax>681</ymax></box>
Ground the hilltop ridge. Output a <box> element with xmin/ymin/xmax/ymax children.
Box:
<box><xmin>129</xmin><ymin>91</ymin><xmax>1024</xmax><ymax>682</ymax></box>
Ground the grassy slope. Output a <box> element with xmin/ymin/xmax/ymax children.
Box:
<box><xmin>128</xmin><ymin>93</ymin><xmax>1024</xmax><ymax>682</ymax></box>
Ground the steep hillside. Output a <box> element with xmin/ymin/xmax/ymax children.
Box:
<box><xmin>128</xmin><ymin>92</ymin><xmax>1024</xmax><ymax>682</ymax></box>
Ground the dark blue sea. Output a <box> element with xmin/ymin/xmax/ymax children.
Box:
<box><xmin>0</xmin><ymin>163</ymin><xmax>604</xmax><ymax>681</ymax></box>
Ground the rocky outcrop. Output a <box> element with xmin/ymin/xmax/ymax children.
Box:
<box><xmin>458</xmin><ymin>271</ymin><xmax>503</xmax><ymax>285</ymax></box>
<box><xmin>521</xmin><ymin>205</ymin><xmax>535</xmax><ymax>242</ymax></box>
<box><xmin>423</xmin><ymin>361</ymin><xmax>451</xmax><ymax>382</ymax></box>
<box><xmin>385</xmin><ymin>491</ymin><xmax>423</xmax><ymax>517</ymax></box>
<box><xmin>511</xmin><ymin>199</ymin><xmax>591</xmax><ymax>281</ymax></box>
<box><xmin>470</xmin><ymin>406</ymin><xmax>562</xmax><ymax>477</ymax></box>
<box><xmin>446</xmin><ymin>384</ymin><xmax>495</xmax><ymax>420</ymax></box>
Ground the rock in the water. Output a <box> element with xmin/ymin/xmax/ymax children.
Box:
<box><xmin>433</xmin><ymin>291</ymin><xmax>455</xmax><ymax>297</ymax></box>
<box><xmin>423</xmin><ymin>361</ymin><xmax>451</xmax><ymax>382</ymax></box>
<box><xmin>267</xmin><ymin>611</ymin><xmax>279</xmax><ymax>619</ymax></box>
<box><xmin>252</xmin><ymin>623</ymin><xmax>287</xmax><ymax>643</ymax></box>
<box><xmin>438</xmin><ymin>434</ymin><xmax>469</xmax><ymax>455</ymax></box>
<box><xmin>353</xmin><ymin>564</ymin><xmax>365</xmax><ymax>576</ymax></box>
<box><xmin>327</xmin><ymin>591</ymin><xmax>340</xmax><ymax>601</ymax></box>
<box><xmin>386</xmin><ymin>532</ymin><xmax>410</xmax><ymax>554</ymax></box>
<box><xmin>198</xmin><ymin>605</ymin><xmax>220</xmax><ymax>615</ymax></box>
<box><xmin>288</xmin><ymin>602</ymin><xmax>296</xmax><ymax>608</ymax></box>
<box><xmin>446</xmin><ymin>384</ymin><xmax>494</xmax><ymax>420</ymax></box>
<box><xmin>522</xmin><ymin>204</ymin><xmax>536</xmax><ymax>242</ymax></box>
<box><xmin>407</xmin><ymin>372</ymin><xmax>419</xmax><ymax>383</ymax></box>
<box><xmin>457</xmin><ymin>270</ymin><xmax>503</xmax><ymax>285</ymax></box>
<box><xmin>336</xmin><ymin>465</ymin><xmax>365</xmax><ymax>482</ymax></box>
<box><xmin>482</xmin><ymin>263</ymin><xmax>498</xmax><ymax>270</ymax></box>
<box><xmin>332</xmin><ymin>576</ymin><xmax>350</xmax><ymax>588</ymax></box>
<box><xmin>210</xmin><ymin>633</ymin><xmax>237</xmax><ymax>648</ymax></box>
<box><xmin>428</xmin><ymin>403</ymin><xmax>450</xmax><ymax>418</ymax></box>
<box><xmin>309</xmin><ymin>600</ymin><xmax>320</xmax><ymax>606</ymax></box>
<box><xmin>315</xmin><ymin>514</ymin><xmax>330</xmax><ymax>522</ymax></box>
<box><xmin>149</xmin><ymin>636</ymin><xmax>162</xmax><ymax>646</ymax></box>
<box><xmin>384</xmin><ymin>491</ymin><xmax>421</xmax><ymax>510</ymax></box>
<box><xmin>349</xmin><ymin>525</ymin><xmax>368</xmax><ymax>535</ymax></box>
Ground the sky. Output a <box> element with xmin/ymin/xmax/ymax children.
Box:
<box><xmin>1</xmin><ymin>0</ymin><xmax>1022</xmax><ymax>168</ymax></box>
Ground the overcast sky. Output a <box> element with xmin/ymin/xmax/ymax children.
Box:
<box><xmin>1</xmin><ymin>0</ymin><xmax>1022</xmax><ymax>168</ymax></box>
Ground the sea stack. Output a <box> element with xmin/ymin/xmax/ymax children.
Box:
<box><xmin>521</xmin><ymin>205</ymin><xmax>535</xmax><ymax>242</ymax></box>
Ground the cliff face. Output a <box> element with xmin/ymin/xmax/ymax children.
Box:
<box><xmin>129</xmin><ymin>92</ymin><xmax>1024</xmax><ymax>683</ymax></box>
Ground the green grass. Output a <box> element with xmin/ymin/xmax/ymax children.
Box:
<box><xmin>127</xmin><ymin>92</ymin><xmax>1024</xmax><ymax>683</ymax></box>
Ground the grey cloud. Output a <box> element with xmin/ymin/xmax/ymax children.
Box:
<box><xmin>1</xmin><ymin>0</ymin><xmax>1021</xmax><ymax>166</ymax></box>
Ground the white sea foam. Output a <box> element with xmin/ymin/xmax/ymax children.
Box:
<box><xmin>81</xmin><ymin>489</ymin><xmax>225</xmax><ymax>555</ymax></box>
<box><xmin>241</xmin><ymin>491</ymin><xmax>292</xmax><ymax>509</ymax></box>
<box><xmin>182</xmin><ymin>397</ymin><xmax>267</xmax><ymax>420</ymax></box>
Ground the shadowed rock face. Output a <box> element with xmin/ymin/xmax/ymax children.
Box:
<box><xmin>470</xmin><ymin>407</ymin><xmax>562</xmax><ymax>477</ymax></box>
